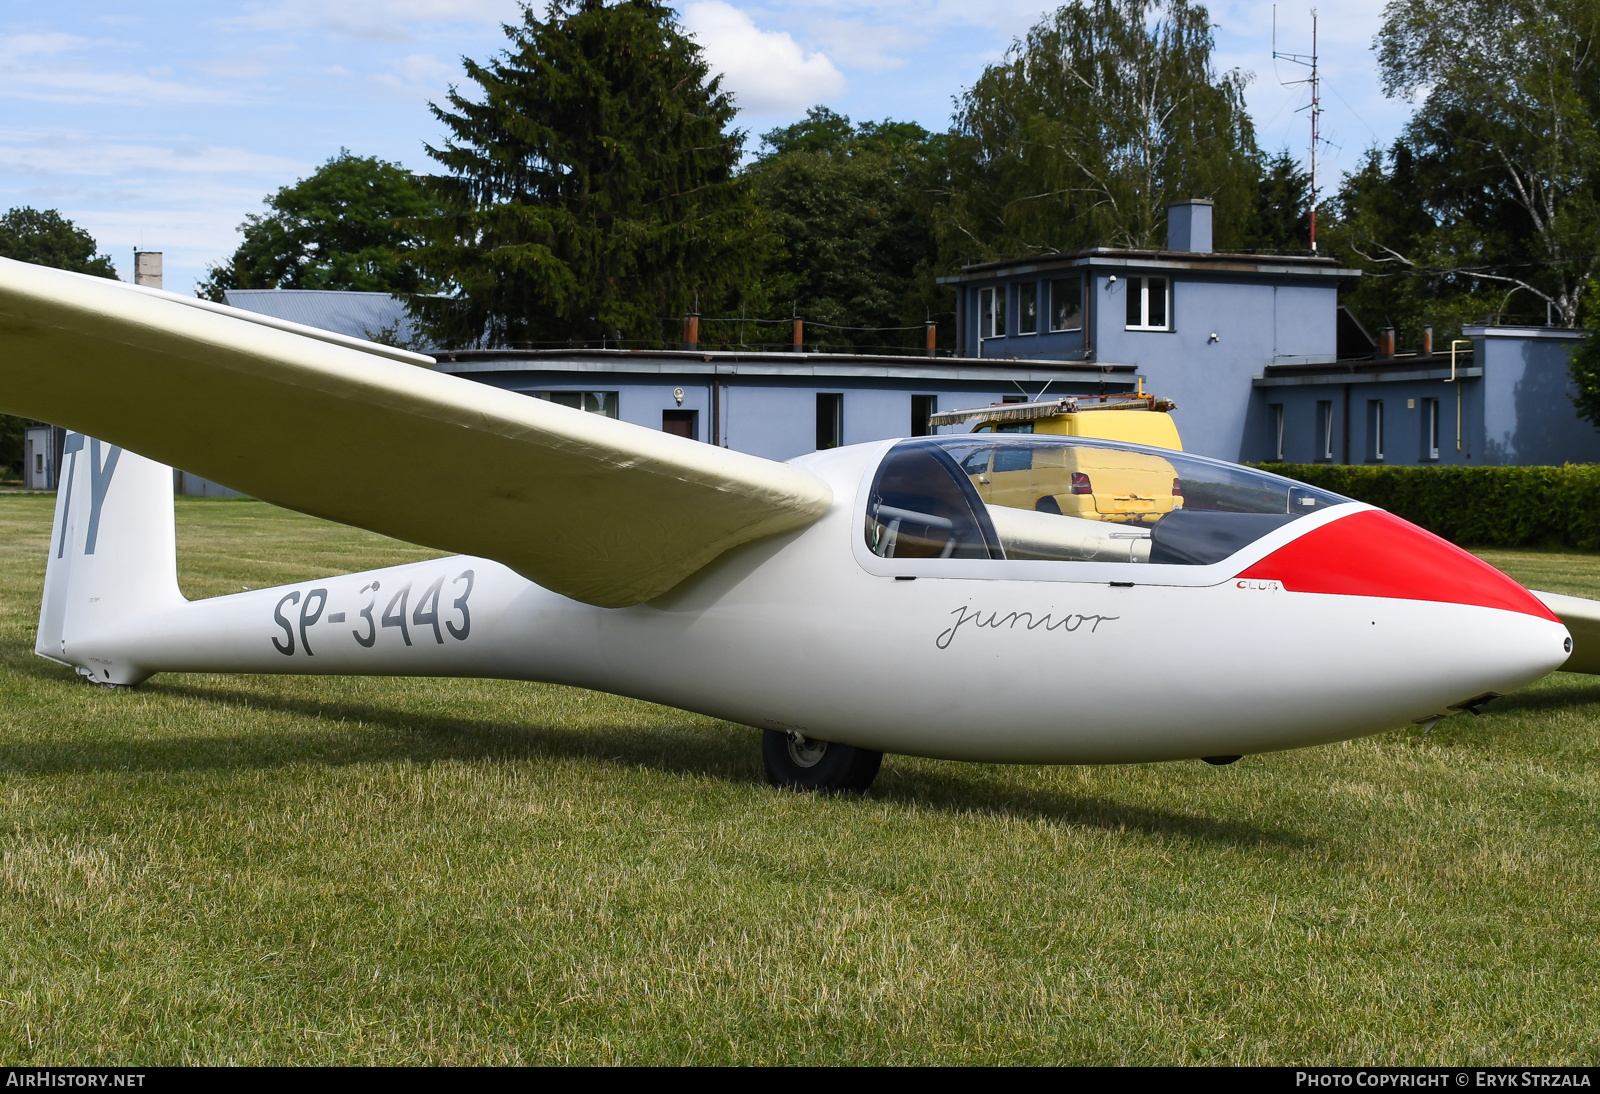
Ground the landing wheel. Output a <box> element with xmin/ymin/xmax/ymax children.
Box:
<box><xmin>1202</xmin><ymin>755</ymin><xmax>1242</xmax><ymax>766</ymax></box>
<box><xmin>761</xmin><ymin>730</ymin><xmax>883</xmax><ymax>792</ymax></box>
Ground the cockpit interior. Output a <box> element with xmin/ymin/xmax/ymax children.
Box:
<box><xmin>864</xmin><ymin>437</ymin><xmax>1347</xmax><ymax>566</ymax></box>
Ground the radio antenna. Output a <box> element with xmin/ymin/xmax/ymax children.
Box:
<box><xmin>1273</xmin><ymin>6</ymin><xmax>1322</xmax><ymax>252</ymax></box>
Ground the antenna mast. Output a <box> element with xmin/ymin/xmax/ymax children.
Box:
<box><xmin>1273</xmin><ymin>6</ymin><xmax>1322</xmax><ymax>252</ymax></box>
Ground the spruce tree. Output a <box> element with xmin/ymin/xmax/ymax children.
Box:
<box><xmin>414</xmin><ymin>0</ymin><xmax>768</xmax><ymax>349</ymax></box>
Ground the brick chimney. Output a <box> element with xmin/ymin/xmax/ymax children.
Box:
<box><xmin>133</xmin><ymin>250</ymin><xmax>163</xmax><ymax>289</ymax></box>
<box><xmin>1166</xmin><ymin>199</ymin><xmax>1214</xmax><ymax>253</ymax></box>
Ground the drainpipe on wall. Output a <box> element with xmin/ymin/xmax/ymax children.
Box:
<box><xmin>1084</xmin><ymin>273</ymin><xmax>1094</xmax><ymax>358</ymax></box>
<box><xmin>1342</xmin><ymin>385</ymin><xmax>1351</xmax><ymax>465</ymax></box>
<box><xmin>956</xmin><ymin>286</ymin><xmax>965</xmax><ymax>358</ymax></box>
<box><xmin>1451</xmin><ymin>339</ymin><xmax>1471</xmax><ymax>456</ymax></box>
<box><xmin>711</xmin><ymin>372</ymin><xmax>720</xmax><ymax>447</ymax></box>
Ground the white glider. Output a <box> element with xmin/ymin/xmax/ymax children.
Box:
<box><xmin>0</xmin><ymin>257</ymin><xmax>1588</xmax><ymax>791</ymax></box>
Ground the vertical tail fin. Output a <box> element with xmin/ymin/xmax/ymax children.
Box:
<box><xmin>37</xmin><ymin>434</ymin><xmax>185</xmax><ymax>683</ymax></box>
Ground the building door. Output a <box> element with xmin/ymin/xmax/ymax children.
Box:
<box><xmin>662</xmin><ymin>409</ymin><xmax>698</xmax><ymax>439</ymax></box>
<box><xmin>816</xmin><ymin>393</ymin><xmax>843</xmax><ymax>450</ymax></box>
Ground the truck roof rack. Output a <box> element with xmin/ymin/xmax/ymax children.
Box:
<box><xmin>927</xmin><ymin>394</ymin><xmax>1177</xmax><ymax>429</ymax></box>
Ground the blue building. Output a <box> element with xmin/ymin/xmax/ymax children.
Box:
<box><xmin>1253</xmin><ymin>324</ymin><xmax>1599</xmax><ymax>466</ymax></box>
<box><xmin>218</xmin><ymin>290</ymin><xmax>1144</xmax><ymax>463</ymax></box>
<box><xmin>217</xmin><ymin>204</ymin><xmax>1600</xmax><ymax>470</ymax></box>
<box><xmin>939</xmin><ymin>200</ymin><xmax>1351</xmax><ymax>460</ymax></box>
<box><xmin>937</xmin><ymin>199</ymin><xmax>1600</xmax><ymax>466</ymax></box>
<box><xmin>432</xmin><ymin>348</ymin><xmax>1136</xmax><ymax>462</ymax></box>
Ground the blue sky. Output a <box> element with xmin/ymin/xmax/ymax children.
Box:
<box><xmin>0</xmin><ymin>1</ymin><xmax>1412</xmax><ymax>296</ymax></box>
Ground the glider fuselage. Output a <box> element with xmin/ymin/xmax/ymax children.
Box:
<box><xmin>41</xmin><ymin>441</ymin><xmax>1569</xmax><ymax>765</ymax></box>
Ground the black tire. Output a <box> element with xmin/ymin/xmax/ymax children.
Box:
<box><xmin>761</xmin><ymin>730</ymin><xmax>883</xmax><ymax>792</ymax></box>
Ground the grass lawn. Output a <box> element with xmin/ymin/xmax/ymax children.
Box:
<box><xmin>1</xmin><ymin>495</ymin><xmax>1597</xmax><ymax>1064</ymax></box>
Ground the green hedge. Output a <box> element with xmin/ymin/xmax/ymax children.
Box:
<box><xmin>1257</xmin><ymin>463</ymin><xmax>1600</xmax><ymax>550</ymax></box>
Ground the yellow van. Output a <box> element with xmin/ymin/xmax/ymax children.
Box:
<box><xmin>960</xmin><ymin>442</ymin><xmax>1181</xmax><ymax>524</ymax></box>
<box><xmin>927</xmin><ymin>392</ymin><xmax>1182</xmax><ymax>451</ymax></box>
<box><xmin>932</xmin><ymin>391</ymin><xmax>1183</xmax><ymax>523</ymax></box>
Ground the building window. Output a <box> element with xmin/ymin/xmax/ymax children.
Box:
<box><xmin>536</xmin><ymin>391</ymin><xmax>618</xmax><ymax>418</ymax></box>
<box><xmin>1368</xmin><ymin>400</ymin><xmax>1385</xmax><ymax>462</ymax></box>
<box><xmin>1050</xmin><ymin>277</ymin><xmax>1084</xmax><ymax>331</ymax></box>
<box><xmin>1316</xmin><ymin>400</ymin><xmax>1334</xmax><ymax>462</ymax></box>
<box><xmin>979</xmin><ymin>287</ymin><xmax>1006</xmax><ymax>339</ymax></box>
<box><xmin>34</xmin><ymin>453</ymin><xmax>44</xmax><ymax>476</ymax></box>
<box><xmin>911</xmin><ymin>394</ymin><xmax>937</xmax><ymax>437</ymax></box>
<box><xmin>662</xmin><ymin>409</ymin><xmax>697</xmax><ymax>439</ymax></box>
<box><xmin>817</xmin><ymin>392</ymin><xmax>843</xmax><ymax>450</ymax></box>
<box><xmin>1018</xmin><ymin>282</ymin><xmax>1038</xmax><ymax>335</ymax></box>
<box><xmin>1124</xmin><ymin>276</ymin><xmax>1169</xmax><ymax>331</ymax></box>
<box><xmin>1423</xmin><ymin>398</ymin><xmax>1440</xmax><ymax>460</ymax></box>
<box><xmin>1270</xmin><ymin>403</ymin><xmax>1284</xmax><ymax>461</ymax></box>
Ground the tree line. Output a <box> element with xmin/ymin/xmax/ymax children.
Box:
<box><xmin>9</xmin><ymin>0</ymin><xmax>1600</xmax><ymax>472</ymax></box>
<box><xmin>193</xmin><ymin>0</ymin><xmax>1321</xmax><ymax>354</ymax></box>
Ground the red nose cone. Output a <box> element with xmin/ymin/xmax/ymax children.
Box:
<box><xmin>1237</xmin><ymin>509</ymin><xmax>1558</xmax><ymax>620</ymax></box>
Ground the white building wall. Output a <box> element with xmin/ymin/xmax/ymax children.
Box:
<box><xmin>24</xmin><ymin>426</ymin><xmax>52</xmax><ymax>489</ymax></box>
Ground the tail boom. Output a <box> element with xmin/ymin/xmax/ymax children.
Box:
<box><xmin>85</xmin><ymin>557</ymin><xmax>549</xmax><ymax>685</ymax></box>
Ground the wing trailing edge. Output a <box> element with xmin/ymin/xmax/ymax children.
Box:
<box><xmin>0</xmin><ymin>257</ymin><xmax>833</xmax><ymax>607</ymax></box>
<box><xmin>1533</xmin><ymin>590</ymin><xmax>1600</xmax><ymax>675</ymax></box>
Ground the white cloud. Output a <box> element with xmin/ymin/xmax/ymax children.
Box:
<box><xmin>798</xmin><ymin>18</ymin><xmax>921</xmax><ymax>73</ymax></box>
<box><xmin>395</xmin><ymin>52</ymin><xmax>451</xmax><ymax>83</ymax></box>
<box><xmin>682</xmin><ymin>1</ymin><xmax>844</xmax><ymax>114</ymax></box>
<box><xmin>0</xmin><ymin>32</ymin><xmax>95</xmax><ymax>60</ymax></box>
<box><xmin>229</xmin><ymin>0</ymin><xmax>520</xmax><ymax>41</ymax></box>
<box><xmin>0</xmin><ymin>129</ymin><xmax>317</xmax><ymax>289</ymax></box>
<box><xmin>0</xmin><ymin>33</ymin><xmax>250</xmax><ymax>105</ymax></box>
<box><xmin>0</xmin><ymin>130</ymin><xmax>306</xmax><ymax>179</ymax></box>
<box><xmin>193</xmin><ymin>58</ymin><xmax>272</xmax><ymax>79</ymax></box>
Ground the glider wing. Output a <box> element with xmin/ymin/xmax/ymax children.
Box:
<box><xmin>0</xmin><ymin>258</ymin><xmax>833</xmax><ymax>607</ymax></box>
<box><xmin>1533</xmin><ymin>590</ymin><xmax>1600</xmax><ymax>675</ymax></box>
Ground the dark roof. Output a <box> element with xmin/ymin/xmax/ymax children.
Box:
<box><xmin>938</xmin><ymin>246</ymin><xmax>1356</xmax><ymax>284</ymax></box>
<box><xmin>222</xmin><ymin>289</ymin><xmax>422</xmax><ymax>346</ymax></box>
<box><xmin>1254</xmin><ymin>347</ymin><xmax>1478</xmax><ymax>388</ymax></box>
<box><xmin>434</xmin><ymin>347</ymin><xmax>1137</xmax><ymax>383</ymax></box>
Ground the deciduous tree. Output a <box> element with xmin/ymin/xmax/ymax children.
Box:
<box><xmin>197</xmin><ymin>150</ymin><xmax>436</xmax><ymax>301</ymax></box>
<box><xmin>0</xmin><ymin>207</ymin><xmax>117</xmax><ymax>278</ymax></box>
<box><xmin>939</xmin><ymin>0</ymin><xmax>1260</xmax><ymax>263</ymax></box>
<box><xmin>1342</xmin><ymin>0</ymin><xmax>1600</xmax><ymax>330</ymax></box>
<box><xmin>0</xmin><ymin>208</ymin><xmax>117</xmax><ymax>477</ymax></box>
<box><xmin>748</xmin><ymin>108</ymin><xmax>948</xmax><ymax>352</ymax></box>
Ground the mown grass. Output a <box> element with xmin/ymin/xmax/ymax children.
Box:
<box><xmin>1</xmin><ymin>495</ymin><xmax>1597</xmax><ymax>1064</ymax></box>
